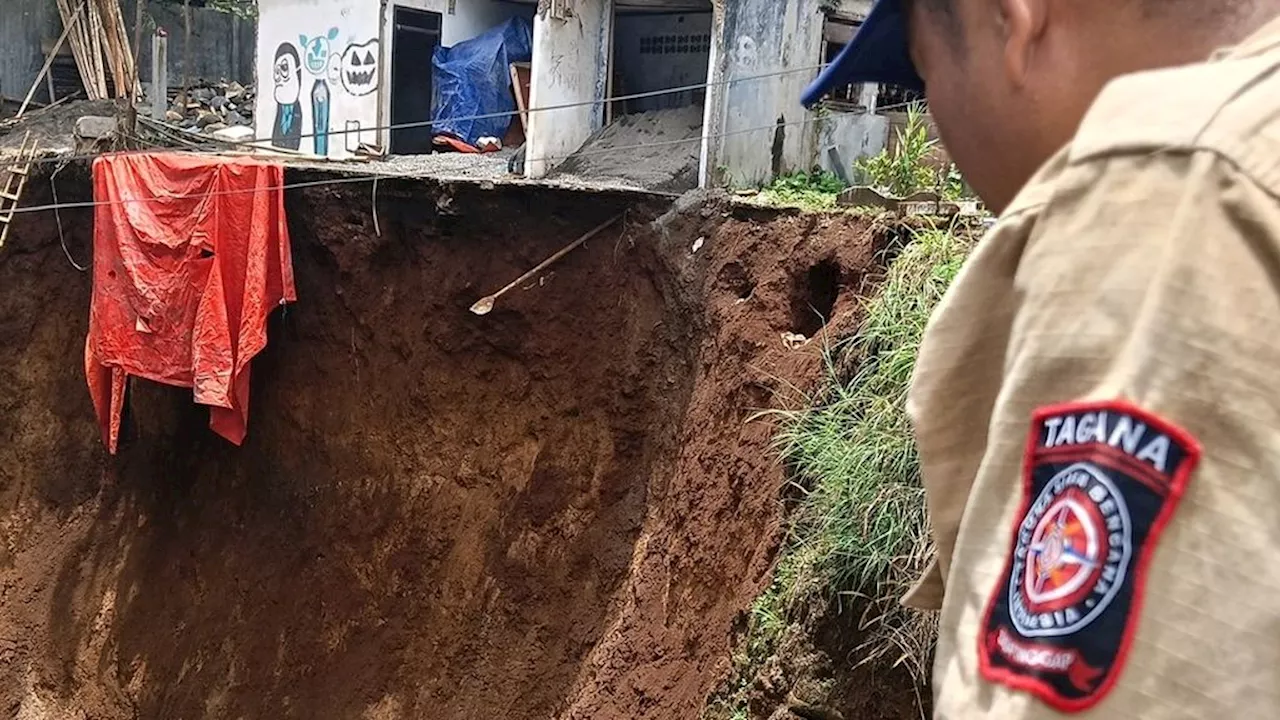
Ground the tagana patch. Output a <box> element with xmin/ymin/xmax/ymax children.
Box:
<box><xmin>979</xmin><ymin>401</ymin><xmax>1201</xmax><ymax>712</ymax></box>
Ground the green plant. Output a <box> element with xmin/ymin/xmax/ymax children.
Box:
<box><xmin>157</xmin><ymin>0</ymin><xmax>257</xmax><ymax>17</ymax></box>
<box><xmin>704</xmin><ymin>223</ymin><xmax>976</xmax><ymax>720</ymax></box>
<box><xmin>758</xmin><ymin>170</ymin><xmax>847</xmax><ymax>210</ymax></box>
<box><xmin>940</xmin><ymin>164</ymin><xmax>971</xmax><ymax>202</ymax></box>
<box><xmin>771</xmin><ymin>225</ymin><xmax>972</xmax><ymax>683</ymax></box>
<box><xmin>855</xmin><ymin>103</ymin><xmax>939</xmax><ymax>198</ymax></box>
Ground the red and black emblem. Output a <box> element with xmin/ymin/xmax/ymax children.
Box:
<box><xmin>979</xmin><ymin>400</ymin><xmax>1200</xmax><ymax>712</ymax></box>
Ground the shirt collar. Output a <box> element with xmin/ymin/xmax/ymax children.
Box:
<box><xmin>1214</xmin><ymin>12</ymin><xmax>1280</xmax><ymax>60</ymax></box>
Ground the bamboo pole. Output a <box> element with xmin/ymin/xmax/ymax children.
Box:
<box><xmin>99</xmin><ymin>0</ymin><xmax>136</xmax><ymax>99</ymax></box>
<box><xmin>98</xmin><ymin>0</ymin><xmax>125</xmax><ymax>96</ymax></box>
<box><xmin>132</xmin><ymin>0</ymin><xmax>145</xmax><ymax>101</ymax></box>
<box><xmin>114</xmin><ymin>0</ymin><xmax>139</xmax><ymax>98</ymax></box>
<box><xmin>55</xmin><ymin>0</ymin><xmax>97</xmax><ymax>99</ymax></box>
<box><xmin>17</xmin><ymin>1</ymin><xmax>85</xmax><ymax>117</ymax></box>
<box><xmin>87</xmin><ymin>0</ymin><xmax>108</xmax><ymax>98</ymax></box>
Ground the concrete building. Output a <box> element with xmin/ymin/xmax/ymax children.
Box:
<box><xmin>518</xmin><ymin>0</ymin><xmax>903</xmax><ymax>187</ymax></box>
<box><xmin>248</xmin><ymin>0</ymin><xmax>906</xmax><ymax>181</ymax></box>
<box><xmin>254</xmin><ymin>0</ymin><xmax>537</xmax><ymax>159</ymax></box>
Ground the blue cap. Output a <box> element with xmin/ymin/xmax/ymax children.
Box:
<box><xmin>801</xmin><ymin>0</ymin><xmax>923</xmax><ymax>107</ymax></box>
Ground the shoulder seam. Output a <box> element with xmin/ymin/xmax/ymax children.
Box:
<box><xmin>1064</xmin><ymin>143</ymin><xmax>1280</xmax><ymax>204</ymax></box>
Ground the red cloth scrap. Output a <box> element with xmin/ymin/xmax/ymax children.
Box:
<box><xmin>86</xmin><ymin>152</ymin><xmax>296</xmax><ymax>453</ymax></box>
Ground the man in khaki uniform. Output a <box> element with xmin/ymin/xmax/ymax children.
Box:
<box><xmin>804</xmin><ymin>0</ymin><xmax>1280</xmax><ymax>716</ymax></box>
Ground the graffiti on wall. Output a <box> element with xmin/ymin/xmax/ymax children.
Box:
<box><xmin>257</xmin><ymin>2</ymin><xmax>381</xmax><ymax>159</ymax></box>
<box><xmin>270</xmin><ymin>42</ymin><xmax>304</xmax><ymax>150</ymax></box>
<box><xmin>299</xmin><ymin>28</ymin><xmax>339</xmax><ymax>155</ymax></box>
<box><xmin>340</xmin><ymin>40</ymin><xmax>379</xmax><ymax>96</ymax></box>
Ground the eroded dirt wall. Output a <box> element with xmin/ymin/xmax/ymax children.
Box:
<box><xmin>0</xmin><ymin>169</ymin><xmax>880</xmax><ymax>720</ymax></box>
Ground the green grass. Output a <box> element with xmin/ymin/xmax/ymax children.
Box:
<box><xmin>779</xmin><ymin>224</ymin><xmax>971</xmax><ymax>673</ymax></box>
<box><xmin>755</xmin><ymin>171</ymin><xmax>847</xmax><ymax>210</ymax></box>
<box><xmin>712</xmin><ymin>224</ymin><xmax>975</xmax><ymax>718</ymax></box>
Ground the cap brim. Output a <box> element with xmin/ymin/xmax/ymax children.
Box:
<box><xmin>801</xmin><ymin>0</ymin><xmax>923</xmax><ymax>108</ymax></box>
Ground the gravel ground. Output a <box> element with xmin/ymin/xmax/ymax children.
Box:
<box><xmin>286</xmin><ymin>149</ymin><xmax>680</xmax><ymax>196</ymax></box>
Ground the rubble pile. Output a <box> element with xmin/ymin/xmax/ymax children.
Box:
<box><xmin>160</xmin><ymin>80</ymin><xmax>256</xmax><ymax>137</ymax></box>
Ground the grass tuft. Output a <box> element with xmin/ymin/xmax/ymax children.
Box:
<box><xmin>774</xmin><ymin>224</ymin><xmax>971</xmax><ymax>681</ymax></box>
<box><xmin>710</xmin><ymin>223</ymin><xmax>976</xmax><ymax>720</ymax></box>
<box><xmin>756</xmin><ymin>171</ymin><xmax>847</xmax><ymax>210</ymax></box>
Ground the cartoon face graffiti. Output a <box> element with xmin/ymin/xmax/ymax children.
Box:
<box><xmin>340</xmin><ymin>39</ymin><xmax>380</xmax><ymax>96</ymax></box>
<box><xmin>272</xmin><ymin>42</ymin><xmax>301</xmax><ymax>105</ymax></box>
<box><xmin>299</xmin><ymin>28</ymin><xmax>340</xmax><ymax>76</ymax></box>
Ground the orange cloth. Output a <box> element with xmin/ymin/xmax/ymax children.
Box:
<box><xmin>86</xmin><ymin>153</ymin><xmax>295</xmax><ymax>453</ymax></box>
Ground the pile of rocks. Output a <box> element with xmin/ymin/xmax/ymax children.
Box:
<box><xmin>161</xmin><ymin>80</ymin><xmax>256</xmax><ymax>136</ymax></box>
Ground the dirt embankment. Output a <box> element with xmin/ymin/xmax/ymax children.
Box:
<box><xmin>0</xmin><ymin>167</ymin><xmax>881</xmax><ymax>720</ymax></box>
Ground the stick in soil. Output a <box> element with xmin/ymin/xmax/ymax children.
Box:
<box><xmin>469</xmin><ymin>214</ymin><xmax>622</xmax><ymax>316</ymax></box>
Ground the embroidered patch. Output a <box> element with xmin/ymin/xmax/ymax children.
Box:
<box><xmin>979</xmin><ymin>401</ymin><xmax>1201</xmax><ymax>712</ymax></box>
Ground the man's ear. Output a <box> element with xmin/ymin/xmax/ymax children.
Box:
<box><xmin>998</xmin><ymin>0</ymin><xmax>1049</xmax><ymax>86</ymax></box>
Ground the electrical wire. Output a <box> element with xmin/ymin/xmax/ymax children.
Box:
<box><xmin>4</xmin><ymin>100</ymin><xmax>929</xmax><ymax>217</ymax></box>
<box><xmin>0</xmin><ymin>63</ymin><xmax>837</xmax><ymax>170</ymax></box>
<box><xmin>49</xmin><ymin>160</ymin><xmax>89</xmax><ymax>271</ymax></box>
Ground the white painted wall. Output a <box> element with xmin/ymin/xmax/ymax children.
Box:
<box><xmin>256</xmin><ymin>0</ymin><xmax>382</xmax><ymax>160</ymax></box>
<box><xmin>702</xmin><ymin>0</ymin><xmax>826</xmax><ymax>187</ymax></box>
<box><xmin>816</xmin><ymin>111</ymin><xmax>887</xmax><ymax>181</ymax></box>
<box><xmin>700</xmin><ymin>0</ymin><xmax>888</xmax><ymax>187</ymax></box>
<box><xmin>524</xmin><ymin>0</ymin><xmax>615</xmax><ymax>179</ymax></box>
<box><xmin>377</xmin><ymin>0</ymin><xmax>534</xmax><ymax>150</ymax></box>
<box><xmin>613</xmin><ymin>12</ymin><xmax>712</xmax><ymax>112</ymax></box>
<box><xmin>403</xmin><ymin>0</ymin><xmax>525</xmax><ymax>46</ymax></box>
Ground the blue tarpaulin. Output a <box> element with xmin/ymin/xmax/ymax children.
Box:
<box><xmin>432</xmin><ymin>17</ymin><xmax>533</xmax><ymax>146</ymax></box>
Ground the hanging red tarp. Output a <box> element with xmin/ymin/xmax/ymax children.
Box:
<box><xmin>86</xmin><ymin>152</ymin><xmax>296</xmax><ymax>453</ymax></box>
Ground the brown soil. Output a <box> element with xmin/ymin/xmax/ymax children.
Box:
<box><xmin>0</xmin><ymin>167</ymin><xmax>882</xmax><ymax>720</ymax></box>
<box><xmin>0</xmin><ymin>99</ymin><xmax>123</xmax><ymax>156</ymax></box>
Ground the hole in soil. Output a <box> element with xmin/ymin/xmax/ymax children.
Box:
<box><xmin>717</xmin><ymin>261</ymin><xmax>755</xmax><ymax>300</ymax></box>
<box><xmin>790</xmin><ymin>259</ymin><xmax>841</xmax><ymax>338</ymax></box>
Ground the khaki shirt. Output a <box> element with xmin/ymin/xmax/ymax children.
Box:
<box><xmin>907</xmin><ymin>16</ymin><xmax>1280</xmax><ymax>718</ymax></box>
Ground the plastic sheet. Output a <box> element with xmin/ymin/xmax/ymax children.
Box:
<box><xmin>86</xmin><ymin>153</ymin><xmax>296</xmax><ymax>453</ymax></box>
<box><xmin>431</xmin><ymin>17</ymin><xmax>533</xmax><ymax>146</ymax></box>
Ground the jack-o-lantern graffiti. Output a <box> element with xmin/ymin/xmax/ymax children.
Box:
<box><xmin>340</xmin><ymin>39</ymin><xmax>380</xmax><ymax>97</ymax></box>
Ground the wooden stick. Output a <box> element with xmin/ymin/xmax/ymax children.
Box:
<box><xmin>18</xmin><ymin>1</ymin><xmax>85</xmax><ymax>118</ymax></box>
<box><xmin>88</xmin><ymin>0</ymin><xmax>107</xmax><ymax>99</ymax></box>
<box><xmin>469</xmin><ymin>215</ymin><xmax>623</xmax><ymax>316</ymax></box>
<box><xmin>132</xmin><ymin>0</ymin><xmax>145</xmax><ymax>101</ymax></box>
<box><xmin>97</xmin><ymin>0</ymin><xmax>122</xmax><ymax>95</ymax></box>
<box><xmin>54</xmin><ymin>0</ymin><xmax>92</xmax><ymax>100</ymax></box>
<box><xmin>64</xmin><ymin>0</ymin><xmax>95</xmax><ymax>100</ymax></box>
<box><xmin>101</xmin><ymin>0</ymin><xmax>133</xmax><ymax>99</ymax></box>
<box><xmin>114</xmin><ymin>0</ymin><xmax>139</xmax><ymax>98</ymax></box>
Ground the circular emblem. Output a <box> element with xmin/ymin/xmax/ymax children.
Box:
<box><xmin>1008</xmin><ymin>463</ymin><xmax>1133</xmax><ymax>638</ymax></box>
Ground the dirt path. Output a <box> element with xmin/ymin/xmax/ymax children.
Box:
<box><xmin>0</xmin><ymin>169</ymin><xmax>880</xmax><ymax>720</ymax></box>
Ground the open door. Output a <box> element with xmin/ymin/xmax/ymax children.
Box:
<box><xmin>390</xmin><ymin>6</ymin><xmax>442</xmax><ymax>155</ymax></box>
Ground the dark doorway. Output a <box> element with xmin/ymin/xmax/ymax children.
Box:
<box><xmin>391</xmin><ymin>6</ymin><xmax>442</xmax><ymax>155</ymax></box>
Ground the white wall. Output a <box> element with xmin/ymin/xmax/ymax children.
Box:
<box><xmin>524</xmin><ymin>0</ymin><xmax>614</xmax><ymax>179</ymax></box>
<box><xmin>613</xmin><ymin>12</ymin><xmax>712</xmax><ymax>113</ymax></box>
<box><xmin>702</xmin><ymin>0</ymin><xmax>825</xmax><ymax>187</ymax></box>
<box><xmin>700</xmin><ymin>0</ymin><xmax>887</xmax><ymax>188</ymax></box>
<box><xmin>256</xmin><ymin>0</ymin><xmax>382</xmax><ymax>160</ymax></box>
<box><xmin>816</xmin><ymin>111</ymin><xmax>887</xmax><ymax>181</ymax></box>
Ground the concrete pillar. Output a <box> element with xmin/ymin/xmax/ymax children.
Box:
<box><xmin>524</xmin><ymin>0</ymin><xmax>613</xmax><ymax>179</ymax></box>
<box><xmin>151</xmin><ymin>29</ymin><xmax>168</xmax><ymax>119</ymax></box>
<box><xmin>860</xmin><ymin>82</ymin><xmax>878</xmax><ymax>113</ymax></box>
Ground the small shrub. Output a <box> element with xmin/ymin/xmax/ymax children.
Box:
<box><xmin>855</xmin><ymin>103</ymin><xmax>939</xmax><ymax>198</ymax></box>
<box><xmin>758</xmin><ymin>170</ymin><xmax>848</xmax><ymax>210</ymax></box>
